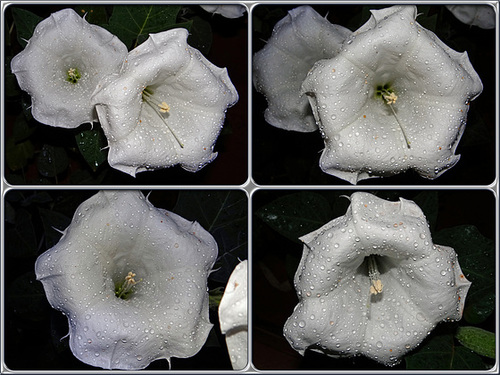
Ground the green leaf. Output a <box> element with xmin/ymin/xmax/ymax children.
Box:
<box><xmin>106</xmin><ymin>5</ymin><xmax>183</xmax><ymax>49</ymax></box>
<box><xmin>6</xmin><ymin>136</ymin><xmax>35</xmax><ymax>171</ymax></box>
<box><xmin>256</xmin><ymin>192</ymin><xmax>332</xmax><ymax>243</ymax></box>
<box><xmin>75</xmin><ymin>127</ymin><xmax>108</xmax><ymax>172</ymax></box>
<box><xmin>456</xmin><ymin>327</ymin><xmax>495</xmax><ymax>359</ymax></box>
<box><xmin>173</xmin><ymin>191</ymin><xmax>247</xmax><ymax>284</ymax></box>
<box><xmin>405</xmin><ymin>333</ymin><xmax>486</xmax><ymax>369</ymax></box>
<box><xmin>433</xmin><ymin>225</ymin><xmax>495</xmax><ymax>324</ymax></box>
<box><xmin>11</xmin><ymin>7</ymin><xmax>43</xmax><ymax>47</ymax></box>
<box><xmin>36</xmin><ymin>144</ymin><xmax>69</xmax><ymax>178</ymax></box>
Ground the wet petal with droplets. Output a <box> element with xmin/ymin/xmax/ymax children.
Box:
<box><xmin>253</xmin><ymin>6</ymin><xmax>351</xmax><ymax>132</ymax></box>
<box><xmin>35</xmin><ymin>191</ymin><xmax>218</xmax><ymax>370</ymax></box>
<box><xmin>92</xmin><ymin>28</ymin><xmax>239</xmax><ymax>177</ymax></box>
<box><xmin>302</xmin><ymin>5</ymin><xmax>482</xmax><ymax>184</ymax></box>
<box><xmin>283</xmin><ymin>192</ymin><xmax>471</xmax><ymax>366</ymax></box>
<box><xmin>10</xmin><ymin>9</ymin><xmax>127</xmax><ymax>128</ymax></box>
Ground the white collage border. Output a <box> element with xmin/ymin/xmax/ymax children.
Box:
<box><xmin>1</xmin><ymin>1</ymin><xmax>499</xmax><ymax>374</ymax></box>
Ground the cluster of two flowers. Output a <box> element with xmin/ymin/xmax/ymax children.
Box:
<box><xmin>11</xmin><ymin>8</ymin><xmax>238</xmax><ymax>177</ymax></box>
<box><xmin>254</xmin><ymin>5</ymin><xmax>483</xmax><ymax>184</ymax></box>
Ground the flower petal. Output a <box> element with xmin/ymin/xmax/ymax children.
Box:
<box><xmin>253</xmin><ymin>6</ymin><xmax>351</xmax><ymax>132</ymax></box>
<box><xmin>92</xmin><ymin>28</ymin><xmax>238</xmax><ymax>177</ymax></box>
<box><xmin>284</xmin><ymin>192</ymin><xmax>471</xmax><ymax>366</ymax></box>
<box><xmin>302</xmin><ymin>5</ymin><xmax>482</xmax><ymax>183</ymax></box>
<box><xmin>10</xmin><ymin>9</ymin><xmax>127</xmax><ymax>128</ymax></box>
<box><xmin>35</xmin><ymin>190</ymin><xmax>218</xmax><ymax>369</ymax></box>
<box><xmin>219</xmin><ymin>260</ymin><xmax>248</xmax><ymax>370</ymax></box>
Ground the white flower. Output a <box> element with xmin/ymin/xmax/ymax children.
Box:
<box><xmin>283</xmin><ymin>192</ymin><xmax>471</xmax><ymax>366</ymax></box>
<box><xmin>10</xmin><ymin>9</ymin><xmax>127</xmax><ymax>128</ymax></box>
<box><xmin>302</xmin><ymin>5</ymin><xmax>483</xmax><ymax>184</ymax></box>
<box><xmin>35</xmin><ymin>190</ymin><xmax>218</xmax><ymax>370</ymax></box>
<box><xmin>200</xmin><ymin>5</ymin><xmax>246</xmax><ymax>19</ymax></box>
<box><xmin>253</xmin><ymin>6</ymin><xmax>351</xmax><ymax>132</ymax></box>
<box><xmin>219</xmin><ymin>260</ymin><xmax>248</xmax><ymax>370</ymax></box>
<box><xmin>446</xmin><ymin>5</ymin><xmax>496</xmax><ymax>30</ymax></box>
<box><xmin>92</xmin><ymin>28</ymin><xmax>238</xmax><ymax>177</ymax></box>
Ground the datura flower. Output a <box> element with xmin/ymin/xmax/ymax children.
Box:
<box><xmin>219</xmin><ymin>260</ymin><xmax>248</xmax><ymax>370</ymax></box>
<box><xmin>10</xmin><ymin>8</ymin><xmax>127</xmax><ymax>128</ymax></box>
<box><xmin>302</xmin><ymin>5</ymin><xmax>483</xmax><ymax>184</ymax></box>
<box><xmin>200</xmin><ymin>5</ymin><xmax>247</xmax><ymax>19</ymax></box>
<box><xmin>284</xmin><ymin>192</ymin><xmax>471</xmax><ymax>366</ymax></box>
<box><xmin>92</xmin><ymin>28</ymin><xmax>239</xmax><ymax>177</ymax></box>
<box><xmin>446</xmin><ymin>5</ymin><xmax>496</xmax><ymax>30</ymax></box>
<box><xmin>253</xmin><ymin>6</ymin><xmax>351</xmax><ymax>132</ymax></box>
<box><xmin>35</xmin><ymin>190</ymin><xmax>218</xmax><ymax>370</ymax></box>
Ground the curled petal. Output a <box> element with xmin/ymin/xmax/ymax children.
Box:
<box><xmin>302</xmin><ymin>5</ymin><xmax>483</xmax><ymax>183</ymax></box>
<box><xmin>284</xmin><ymin>192</ymin><xmax>471</xmax><ymax>366</ymax></box>
<box><xmin>219</xmin><ymin>260</ymin><xmax>248</xmax><ymax>370</ymax></box>
<box><xmin>253</xmin><ymin>6</ymin><xmax>351</xmax><ymax>132</ymax></box>
<box><xmin>92</xmin><ymin>28</ymin><xmax>239</xmax><ymax>177</ymax></box>
<box><xmin>35</xmin><ymin>191</ymin><xmax>218</xmax><ymax>369</ymax></box>
<box><xmin>11</xmin><ymin>9</ymin><xmax>127</xmax><ymax>128</ymax></box>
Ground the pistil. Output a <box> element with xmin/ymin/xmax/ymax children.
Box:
<box><xmin>142</xmin><ymin>87</ymin><xmax>184</xmax><ymax>148</ymax></box>
<box><xmin>376</xmin><ymin>85</ymin><xmax>411</xmax><ymax>149</ymax></box>
<box><xmin>367</xmin><ymin>255</ymin><xmax>383</xmax><ymax>295</ymax></box>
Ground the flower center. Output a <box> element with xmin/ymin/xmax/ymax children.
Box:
<box><xmin>115</xmin><ymin>271</ymin><xmax>141</xmax><ymax>300</ymax></box>
<box><xmin>142</xmin><ymin>87</ymin><xmax>184</xmax><ymax>148</ymax></box>
<box><xmin>66</xmin><ymin>67</ymin><xmax>81</xmax><ymax>84</ymax></box>
<box><xmin>375</xmin><ymin>84</ymin><xmax>411</xmax><ymax>149</ymax></box>
<box><xmin>367</xmin><ymin>255</ymin><xmax>383</xmax><ymax>295</ymax></box>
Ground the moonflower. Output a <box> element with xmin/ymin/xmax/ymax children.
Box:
<box><xmin>92</xmin><ymin>28</ymin><xmax>239</xmax><ymax>177</ymax></box>
<box><xmin>253</xmin><ymin>6</ymin><xmax>351</xmax><ymax>132</ymax></box>
<box><xmin>219</xmin><ymin>260</ymin><xmax>248</xmax><ymax>370</ymax></box>
<box><xmin>200</xmin><ymin>5</ymin><xmax>246</xmax><ymax>19</ymax></box>
<box><xmin>10</xmin><ymin>8</ymin><xmax>127</xmax><ymax>128</ymax></box>
<box><xmin>283</xmin><ymin>192</ymin><xmax>471</xmax><ymax>366</ymax></box>
<box><xmin>35</xmin><ymin>190</ymin><xmax>218</xmax><ymax>370</ymax></box>
<box><xmin>446</xmin><ymin>5</ymin><xmax>496</xmax><ymax>30</ymax></box>
<box><xmin>302</xmin><ymin>5</ymin><xmax>483</xmax><ymax>184</ymax></box>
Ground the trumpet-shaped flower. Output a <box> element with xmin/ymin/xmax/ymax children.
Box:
<box><xmin>446</xmin><ymin>5</ymin><xmax>496</xmax><ymax>30</ymax></box>
<box><xmin>253</xmin><ymin>6</ymin><xmax>351</xmax><ymax>132</ymax></box>
<box><xmin>283</xmin><ymin>192</ymin><xmax>471</xmax><ymax>366</ymax></box>
<box><xmin>92</xmin><ymin>28</ymin><xmax>239</xmax><ymax>177</ymax></box>
<box><xmin>219</xmin><ymin>260</ymin><xmax>248</xmax><ymax>370</ymax></box>
<box><xmin>35</xmin><ymin>190</ymin><xmax>218</xmax><ymax>370</ymax></box>
<box><xmin>200</xmin><ymin>5</ymin><xmax>246</xmax><ymax>19</ymax></box>
<box><xmin>10</xmin><ymin>9</ymin><xmax>127</xmax><ymax>128</ymax></box>
<box><xmin>302</xmin><ymin>5</ymin><xmax>483</xmax><ymax>183</ymax></box>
